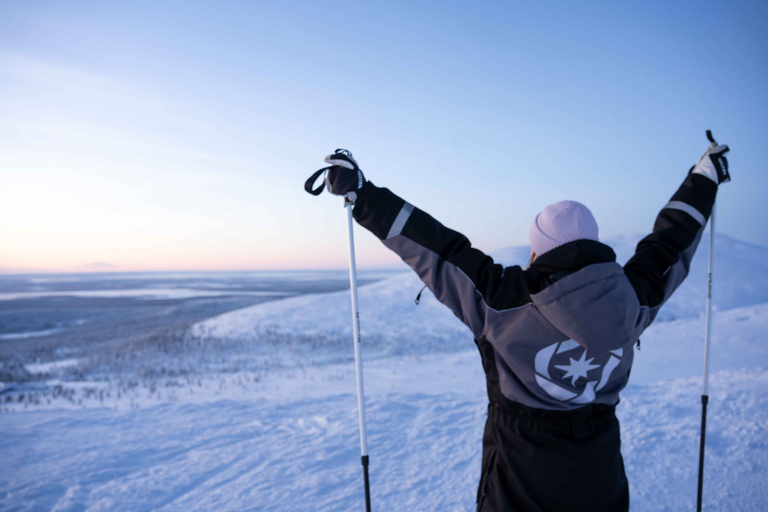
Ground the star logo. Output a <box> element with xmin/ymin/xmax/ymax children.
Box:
<box><xmin>554</xmin><ymin>350</ymin><xmax>601</xmax><ymax>386</ymax></box>
<box><xmin>534</xmin><ymin>339</ymin><xmax>626</xmax><ymax>404</ymax></box>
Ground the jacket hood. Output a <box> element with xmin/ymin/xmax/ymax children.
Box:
<box><xmin>527</xmin><ymin>239</ymin><xmax>616</xmax><ymax>286</ymax></box>
<box><xmin>528</xmin><ymin>242</ymin><xmax>641</xmax><ymax>352</ymax></box>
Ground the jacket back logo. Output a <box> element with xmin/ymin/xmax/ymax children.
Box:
<box><xmin>534</xmin><ymin>340</ymin><xmax>623</xmax><ymax>404</ymax></box>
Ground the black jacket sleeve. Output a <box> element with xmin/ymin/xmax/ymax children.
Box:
<box><xmin>624</xmin><ymin>172</ymin><xmax>718</xmax><ymax>324</ymax></box>
<box><xmin>352</xmin><ymin>181</ymin><xmax>529</xmax><ymax>339</ymax></box>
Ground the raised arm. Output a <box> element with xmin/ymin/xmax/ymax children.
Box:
<box><xmin>321</xmin><ymin>151</ymin><xmax>528</xmax><ymax>339</ymax></box>
<box><xmin>624</xmin><ymin>141</ymin><xmax>730</xmax><ymax>326</ymax></box>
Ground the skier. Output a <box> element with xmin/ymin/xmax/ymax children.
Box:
<box><xmin>318</xmin><ymin>139</ymin><xmax>730</xmax><ymax>511</ymax></box>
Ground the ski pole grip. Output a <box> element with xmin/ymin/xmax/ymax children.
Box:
<box><xmin>305</xmin><ymin>166</ymin><xmax>332</xmax><ymax>196</ymax></box>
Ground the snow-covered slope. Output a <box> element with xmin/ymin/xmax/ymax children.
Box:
<box><xmin>190</xmin><ymin>272</ymin><xmax>467</xmax><ymax>366</ymax></box>
<box><xmin>192</xmin><ymin>233</ymin><xmax>768</xmax><ymax>364</ymax></box>
<box><xmin>2</xmin><ymin>343</ymin><xmax>766</xmax><ymax>511</ymax></box>
<box><xmin>2</xmin><ymin>234</ymin><xmax>767</xmax><ymax>512</ymax></box>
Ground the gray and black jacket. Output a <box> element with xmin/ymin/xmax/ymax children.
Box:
<box><xmin>352</xmin><ymin>172</ymin><xmax>717</xmax><ymax>412</ymax></box>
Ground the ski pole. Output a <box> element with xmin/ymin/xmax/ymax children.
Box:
<box><xmin>696</xmin><ymin>129</ymin><xmax>718</xmax><ymax>512</ymax></box>
<box><xmin>345</xmin><ymin>197</ymin><xmax>372</xmax><ymax>512</ymax></box>
<box><xmin>305</xmin><ymin>162</ymin><xmax>372</xmax><ymax>512</ymax></box>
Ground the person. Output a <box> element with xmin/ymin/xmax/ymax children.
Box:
<box><xmin>318</xmin><ymin>139</ymin><xmax>730</xmax><ymax>511</ymax></box>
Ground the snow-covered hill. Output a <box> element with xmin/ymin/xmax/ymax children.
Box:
<box><xmin>1</xmin><ymin>329</ymin><xmax>766</xmax><ymax>511</ymax></box>
<box><xmin>2</xmin><ymin>234</ymin><xmax>766</xmax><ymax>511</ymax></box>
<box><xmin>191</xmin><ymin>233</ymin><xmax>768</xmax><ymax>366</ymax></box>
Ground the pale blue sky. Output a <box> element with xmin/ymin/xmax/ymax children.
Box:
<box><xmin>1</xmin><ymin>1</ymin><xmax>766</xmax><ymax>271</ymax></box>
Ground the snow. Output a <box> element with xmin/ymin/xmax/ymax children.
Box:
<box><xmin>619</xmin><ymin>369</ymin><xmax>768</xmax><ymax>512</ymax></box>
<box><xmin>25</xmin><ymin>358</ymin><xmax>82</xmax><ymax>375</ymax></box>
<box><xmin>2</xmin><ymin>359</ymin><xmax>766</xmax><ymax>511</ymax></box>
<box><xmin>0</xmin><ymin>327</ymin><xmax>63</xmax><ymax>340</ymax></box>
<box><xmin>2</xmin><ymin>233</ymin><xmax>767</xmax><ymax>511</ymax></box>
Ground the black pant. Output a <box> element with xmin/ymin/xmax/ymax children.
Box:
<box><xmin>476</xmin><ymin>402</ymin><xmax>629</xmax><ymax>512</ymax></box>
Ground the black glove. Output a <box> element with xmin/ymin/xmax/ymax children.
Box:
<box><xmin>324</xmin><ymin>149</ymin><xmax>366</xmax><ymax>202</ymax></box>
<box><xmin>691</xmin><ymin>143</ymin><xmax>730</xmax><ymax>184</ymax></box>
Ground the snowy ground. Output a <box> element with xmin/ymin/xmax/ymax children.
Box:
<box><xmin>1</xmin><ymin>235</ymin><xmax>767</xmax><ymax>511</ymax></box>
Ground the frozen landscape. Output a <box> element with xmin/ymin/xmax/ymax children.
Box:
<box><xmin>1</xmin><ymin>234</ymin><xmax>767</xmax><ymax>511</ymax></box>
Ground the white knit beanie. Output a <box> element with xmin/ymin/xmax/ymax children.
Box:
<box><xmin>528</xmin><ymin>200</ymin><xmax>599</xmax><ymax>257</ymax></box>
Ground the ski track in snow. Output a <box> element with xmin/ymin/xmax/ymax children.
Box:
<box><xmin>2</xmin><ymin>234</ymin><xmax>768</xmax><ymax>511</ymax></box>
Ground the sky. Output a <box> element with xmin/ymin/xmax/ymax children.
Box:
<box><xmin>1</xmin><ymin>0</ymin><xmax>766</xmax><ymax>272</ymax></box>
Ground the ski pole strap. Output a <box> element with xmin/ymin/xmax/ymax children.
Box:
<box><xmin>305</xmin><ymin>166</ymin><xmax>332</xmax><ymax>196</ymax></box>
